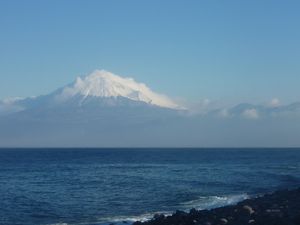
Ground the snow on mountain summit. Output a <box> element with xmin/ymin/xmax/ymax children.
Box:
<box><xmin>58</xmin><ymin>70</ymin><xmax>182</xmax><ymax>109</ymax></box>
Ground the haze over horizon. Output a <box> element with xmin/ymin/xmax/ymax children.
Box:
<box><xmin>0</xmin><ymin>69</ymin><xmax>299</xmax><ymax>148</ymax></box>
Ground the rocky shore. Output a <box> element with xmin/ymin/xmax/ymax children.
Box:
<box><xmin>133</xmin><ymin>188</ymin><xmax>300</xmax><ymax>225</ymax></box>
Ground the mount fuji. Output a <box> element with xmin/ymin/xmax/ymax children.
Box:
<box><xmin>0</xmin><ymin>70</ymin><xmax>189</xmax><ymax>147</ymax></box>
<box><xmin>58</xmin><ymin>70</ymin><xmax>182</xmax><ymax>109</ymax></box>
<box><xmin>0</xmin><ymin>70</ymin><xmax>183</xmax><ymax>115</ymax></box>
<box><xmin>1</xmin><ymin>70</ymin><xmax>300</xmax><ymax>147</ymax></box>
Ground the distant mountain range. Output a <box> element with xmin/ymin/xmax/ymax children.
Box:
<box><xmin>0</xmin><ymin>70</ymin><xmax>299</xmax><ymax>147</ymax></box>
<box><xmin>212</xmin><ymin>102</ymin><xmax>300</xmax><ymax>119</ymax></box>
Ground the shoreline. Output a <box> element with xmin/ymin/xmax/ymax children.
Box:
<box><xmin>132</xmin><ymin>188</ymin><xmax>300</xmax><ymax>225</ymax></box>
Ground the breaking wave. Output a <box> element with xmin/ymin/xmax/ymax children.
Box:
<box><xmin>98</xmin><ymin>194</ymin><xmax>249</xmax><ymax>225</ymax></box>
<box><xmin>49</xmin><ymin>194</ymin><xmax>250</xmax><ymax>225</ymax></box>
<box><xmin>181</xmin><ymin>194</ymin><xmax>249</xmax><ymax>210</ymax></box>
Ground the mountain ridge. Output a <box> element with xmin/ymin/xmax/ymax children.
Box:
<box><xmin>1</xmin><ymin>70</ymin><xmax>300</xmax><ymax>147</ymax></box>
<box><xmin>57</xmin><ymin>70</ymin><xmax>182</xmax><ymax>109</ymax></box>
<box><xmin>0</xmin><ymin>70</ymin><xmax>185</xmax><ymax>116</ymax></box>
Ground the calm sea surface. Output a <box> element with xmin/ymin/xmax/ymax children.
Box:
<box><xmin>0</xmin><ymin>148</ymin><xmax>300</xmax><ymax>225</ymax></box>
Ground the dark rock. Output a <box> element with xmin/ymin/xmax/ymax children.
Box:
<box><xmin>219</xmin><ymin>218</ymin><xmax>228</xmax><ymax>224</ymax></box>
<box><xmin>134</xmin><ymin>188</ymin><xmax>300</xmax><ymax>225</ymax></box>
<box><xmin>189</xmin><ymin>208</ymin><xmax>198</xmax><ymax>215</ymax></box>
<box><xmin>173</xmin><ymin>210</ymin><xmax>187</xmax><ymax>216</ymax></box>
<box><xmin>132</xmin><ymin>222</ymin><xmax>143</xmax><ymax>225</ymax></box>
<box><xmin>242</xmin><ymin>205</ymin><xmax>255</xmax><ymax>215</ymax></box>
<box><xmin>153</xmin><ymin>213</ymin><xmax>165</xmax><ymax>220</ymax></box>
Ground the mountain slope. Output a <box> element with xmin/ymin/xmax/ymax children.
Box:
<box><xmin>0</xmin><ymin>70</ymin><xmax>183</xmax><ymax>117</ymax></box>
<box><xmin>1</xmin><ymin>70</ymin><xmax>300</xmax><ymax>147</ymax></box>
<box><xmin>56</xmin><ymin>70</ymin><xmax>182</xmax><ymax>109</ymax></box>
<box><xmin>0</xmin><ymin>70</ymin><xmax>187</xmax><ymax>147</ymax></box>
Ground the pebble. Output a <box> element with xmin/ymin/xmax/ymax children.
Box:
<box><xmin>220</xmin><ymin>218</ymin><xmax>228</xmax><ymax>224</ymax></box>
<box><xmin>266</xmin><ymin>209</ymin><xmax>281</xmax><ymax>213</ymax></box>
<box><xmin>243</xmin><ymin>205</ymin><xmax>255</xmax><ymax>214</ymax></box>
<box><xmin>132</xmin><ymin>188</ymin><xmax>300</xmax><ymax>225</ymax></box>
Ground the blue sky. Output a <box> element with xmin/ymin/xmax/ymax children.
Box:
<box><xmin>1</xmin><ymin>0</ymin><xmax>300</xmax><ymax>104</ymax></box>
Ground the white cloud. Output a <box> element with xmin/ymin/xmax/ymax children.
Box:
<box><xmin>184</xmin><ymin>98</ymin><xmax>223</xmax><ymax>115</ymax></box>
<box><xmin>242</xmin><ymin>108</ymin><xmax>259</xmax><ymax>119</ymax></box>
<box><xmin>269</xmin><ymin>98</ymin><xmax>280</xmax><ymax>107</ymax></box>
<box><xmin>0</xmin><ymin>103</ymin><xmax>24</xmax><ymax>115</ymax></box>
<box><xmin>218</xmin><ymin>108</ymin><xmax>230</xmax><ymax>118</ymax></box>
<box><xmin>2</xmin><ymin>97</ymin><xmax>25</xmax><ymax>104</ymax></box>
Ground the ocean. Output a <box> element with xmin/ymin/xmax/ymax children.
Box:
<box><xmin>0</xmin><ymin>148</ymin><xmax>300</xmax><ymax>225</ymax></box>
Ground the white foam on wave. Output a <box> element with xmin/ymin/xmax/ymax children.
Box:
<box><xmin>46</xmin><ymin>214</ymin><xmax>160</xmax><ymax>225</ymax></box>
<box><xmin>48</xmin><ymin>223</ymin><xmax>69</xmax><ymax>225</ymax></box>
<box><xmin>99</xmin><ymin>194</ymin><xmax>248</xmax><ymax>224</ymax></box>
<box><xmin>98</xmin><ymin>211</ymin><xmax>172</xmax><ymax>224</ymax></box>
<box><xmin>181</xmin><ymin>193</ymin><xmax>249</xmax><ymax>210</ymax></box>
<box><xmin>47</xmin><ymin>194</ymin><xmax>249</xmax><ymax>225</ymax></box>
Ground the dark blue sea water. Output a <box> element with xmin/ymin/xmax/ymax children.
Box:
<box><xmin>1</xmin><ymin>149</ymin><xmax>300</xmax><ymax>225</ymax></box>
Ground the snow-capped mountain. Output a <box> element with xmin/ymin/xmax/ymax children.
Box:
<box><xmin>57</xmin><ymin>70</ymin><xmax>181</xmax><ymax>109</ymax></box>
<box><xmin>1</xmin><ymin>70</ymin><xmax>300</xmax><ymax>147</ymax></box>
<box><xmin>0</xmin><ymin>70</ymin><xmax>183</xmax><ymax>116</ymax></box>
<box><xmin>0</xmin><ymin>70</ymin><xmax>188</xmax><ymax>147</ymax></box>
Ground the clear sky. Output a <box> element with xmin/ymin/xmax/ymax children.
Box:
<box><xmin>1</xmin><ymin>0</ymin><xmax>300</xmax><ymax>104</ymax></box>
